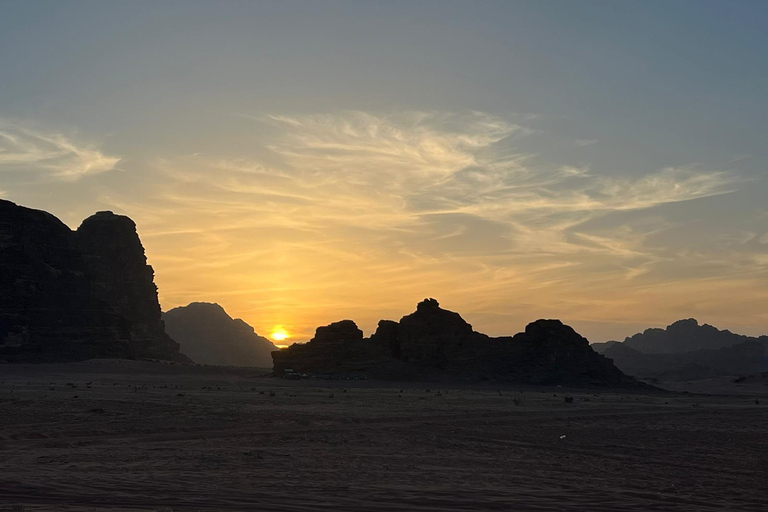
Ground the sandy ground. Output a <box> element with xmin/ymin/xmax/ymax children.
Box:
<box><xmin>1</xmin><ymin>360</ymin><xmax>767</xmax><ymax>512</ymax></box>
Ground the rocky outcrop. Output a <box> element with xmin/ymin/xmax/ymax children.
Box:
<box><xmin>0</xmin><ymin>200</ymin><xmax>188</xmax><ymax>362</ymax></box>
<box><xmin>272</xmin><ymin>320</ymin><xmax>396</xmax><ymax>377</ymax></box>
<box><xmin>313</xmin><ymin>320</ymin><xmax>364</xmax><ymax>345</ymax></box>
<box><xmin>163</xmin><ymin>302</ymin><xmax>276</xmax><ymax>367</ymax></box>
<box><xmin>495</xmin><ymin>319</ymin><xmax>632</xmax><ymax>385</ymax></box>
<box><xmin>273</xmin><ymin>298</ymin><xmax>641</xmax><ymax>387</ymax></box>
<box><xmin>76</xmin><ymin>211</ymin><xmax>184</xmax><ymax>360</ymax></box>
<box><xmin>375</xmin><ymin>298</ymin><xmax>480</xmax><ymax>365</ymax></box>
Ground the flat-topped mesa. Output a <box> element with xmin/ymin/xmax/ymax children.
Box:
<box><xmin>0</xmin><ymin>200</ymin><xmax>188</xmax><ymax>362</ymax></box>
<box><xmin>517</xmin><ymin>319</ymin><xmax>590</xmax><ymax>350</ymax></box>
<box><xmin>310</xmin><ymin>320</ymin><xmax>364</xmax><ymax>345</ymax></box>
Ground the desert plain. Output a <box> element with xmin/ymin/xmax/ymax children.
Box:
<box><xmin>1</xmin><ymin>360</ymin><xmax>767</xmax><ymax>512</ymax></box>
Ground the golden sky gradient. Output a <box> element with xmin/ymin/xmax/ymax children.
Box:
<box><xmin>4</xmin><ymin>111</ymin><xmax>762</xmax><ymax>343</ymax></box>
<box><xmin>2</xmin><ymin>2</ymin><xmax>767</xmax><ymax>343</ymax></box>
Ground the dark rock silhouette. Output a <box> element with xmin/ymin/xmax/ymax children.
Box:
<box><xmin>272</xmin><ymin>319</ymin><xmax>395</xmax><ymax>377</ymax></box>
<box><xmin>0</xmin><ymin>200</ymin><xmax>189</xmax><ymax>362</ymax></box>
<box><xmin>273</xmin><ymin>298</ymin><xmax>641</xmax><ymax>387</ymax></box>
<box><xmin>313</xmin><ymin>320</ymin><xmax>364</xmax><ymax>345</ymax></box>
<box><xmin>591</xmin><ymin>319</ymin><xmax>768</xmax><ymax>380</ymax></box>
<box><xmin>373</xmin><ymin>297</ymin><xmax>477</xmax><ymax>365</ymax></box>
<box><xmin>163</xmin><ymin>302</ymin><xmax>276</xmax><ymax>367</ymax></box>
<box><xmin>76</xmin><ymin>211</ymin><xmax>184</xmax><ymax>360</ymax></box>
<box><xmin>593</xmin><ymin>318</ymin><xmax>766</xmax><ymax>355</ymax></box>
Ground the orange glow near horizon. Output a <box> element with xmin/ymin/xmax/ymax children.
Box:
<box><xmin>270</xmin><ymin>327</ymin><xmax>290</xmax><ymax>342</ymax></box>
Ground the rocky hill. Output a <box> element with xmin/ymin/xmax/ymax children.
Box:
<box><xmin>163</xmin><ymin>302</ymin><xmax>276</xmax><ymax>367</ymax></box>
<box><xmin>0</xmin><ymin>200</ymin><xmax>189</xmax><ymax>362</ymax></box>
<box><xmin>273</xmin><ymin>298</ymin><xmax>641</xmax><ymax>387</ymax></box>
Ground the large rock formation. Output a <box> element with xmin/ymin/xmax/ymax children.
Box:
<box><xmin>272</xmin><ymin>320</ymin><xmax>398</xmax><ymax>377</ymax></box>
<box><xmin>163</xmin><ymin>302</ymin><xmax>277</xmax><ymax>367</ymax></box>
<box><xmin>591</xmin><ymin>319</ymin><xmax>768</xmax><ymax>380</ymax></box>
<box><xmin>273</xmin><ymin>298</ymin><xmax>640</xmax><ymax>387</ymax></box>
<box><xmin>0</xmin><ymin>200</ymin><xmax>188</xmax><ymax>362</ymax></box>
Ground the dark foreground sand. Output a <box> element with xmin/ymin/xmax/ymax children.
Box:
<box><xmin>1</xmin><ymin>360</ymin><xmax>767</xmax><ymax>511</ymax></box>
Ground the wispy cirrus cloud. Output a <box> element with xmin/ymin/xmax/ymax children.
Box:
<box><xmin>0</xmin><ymin>120</ymin><xmax>121</xmax><ymax>182</ymax></box>
<box><xmin>90</xmin><ymin>110</ymin><xmax>747</xmax><ymax>341</ymax></box>
<box><xmin>138</xmin><ymin>111</ymin><xmax>743</xmax><ymax>267</ymax></box>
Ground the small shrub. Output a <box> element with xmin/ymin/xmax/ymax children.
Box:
<box><xmin>564</xmin><ymin>396</ymin><xmax>574</xmax><ymax>403</ymax></box>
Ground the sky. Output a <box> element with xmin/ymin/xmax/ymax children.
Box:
<box><xmin>1</xmin><ymin>0</ymin><xmax>767</xmax><ymax>343</ymax></box>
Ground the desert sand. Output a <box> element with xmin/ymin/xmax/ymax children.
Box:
<box><xmin>1</xmin><ymin>360</ymin><xmax>767</xmax><ymax>511</ymax></box>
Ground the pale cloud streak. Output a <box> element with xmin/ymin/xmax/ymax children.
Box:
<box><xmin>0</xmin><ymin>120</ymin><xmax>121</xmax><ymax>182</ymax></box>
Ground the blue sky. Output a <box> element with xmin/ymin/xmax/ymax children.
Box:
<box><xmin>1</xmin><ymin>1</ymin><xmax>766</xmax><ymax>342</ymax></box>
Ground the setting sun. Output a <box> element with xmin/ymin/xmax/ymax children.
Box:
<box><xmin>271</xmin><ymin>327</ymin><xmax>289</xmax><ymax>342</ymax></box>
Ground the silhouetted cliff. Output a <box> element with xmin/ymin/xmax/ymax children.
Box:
<box><xmin>0</xmin><ymin>200</ymin><xmax>188</xmax><ymax>362</ymax></box>
<box><xmin>163</xmin><ymin>302</ymin><xmax>276</xmax><ymax>367</ymax></box>
<box><xmin>273</xmin><ymin>299</ymin><xmax>641</xmax><ymax>387</ymax></box>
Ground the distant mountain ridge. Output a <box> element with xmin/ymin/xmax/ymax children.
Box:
<box><xmin>591</xmin><ymin>319</ymin><xmax>768</xmax><ymax>380</ymax></box>
<box><xmin>163</xmin><ymin>302</ymin><xmax>276</xmax><ymax>367</ymax></box>
<box><xmin>592</xmin><ymin>319</ymin><xmax>767</xmax><ymax>355</ymax></box>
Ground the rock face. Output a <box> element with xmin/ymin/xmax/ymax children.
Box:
<box><xmin>163</xmin><ymin>302</ymin><xmax>276</xmax><ymax>367</ymax></box>
<box><xmin>273</xmin><ymin>298</ymin><xmax>640</xmax><ymax>387</ymax></box>
<box><xmin>76</xmin><ymin>211</ymin><xmax>184</xmax><ymax>360</ymax></box>
<box><xmin>272</xmin><ymin>320</ymin><xmax>395</xmax><ymax>377</ymax></box>
<box><xmin>0</xmin><ymin>200</ymin><xmax>188</xmax><ymax>362</ymax></box>
<box><xmin>380</xmin><ymin>298</ymin><xmax>478</xmax><ymax>365</ymax></box>
<box><xmin>591</xmin><ymin>319</ymin><xmax>768</xmax><ymax>380</ymax></box>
